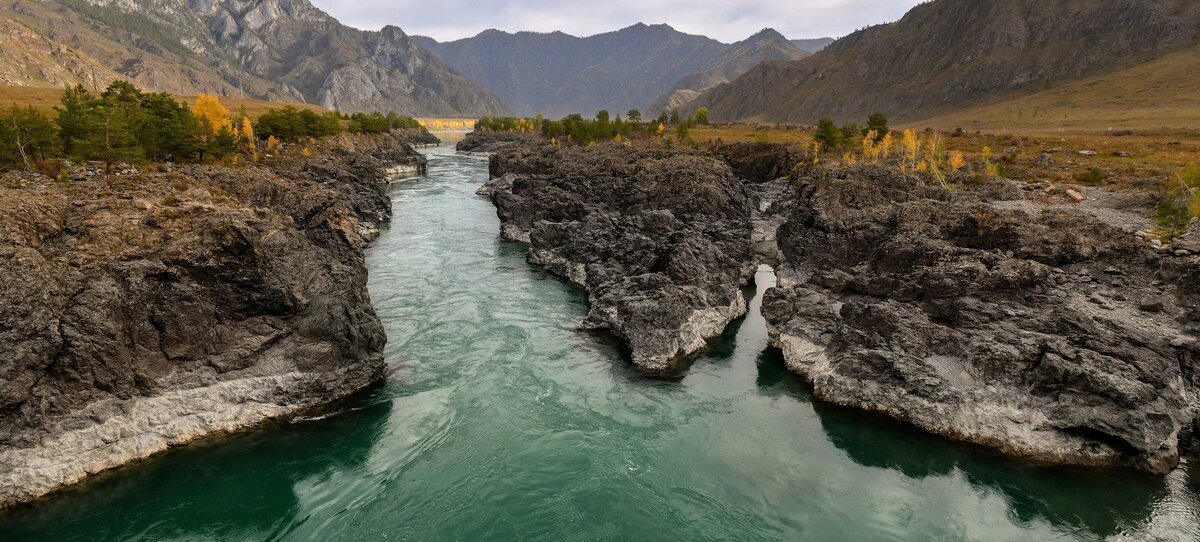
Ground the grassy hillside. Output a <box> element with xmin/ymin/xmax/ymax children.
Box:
<box><xmin>0</xmin><ymin>85</ymin><xmax>327</xmax><ymax>116</ymax></box>
<box><xmin>918</xmin><ymin>44</ymin><xmax>1200</xmax><ymax>133</ymax></box>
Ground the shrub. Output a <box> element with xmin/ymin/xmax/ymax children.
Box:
<box><xmin>813</xmin><ymin>118</ymin><xmax>841</xmax><ymax>150</ymax></box>
<box><xmin>1155</xmin><ymin>199</ymin><xmax>1191</xmax><ymax>240</ymax></box>
<box><xmin>866</xmin><ymin>112</ymin><xmax>889</xmax><ymax>140</ymax></box>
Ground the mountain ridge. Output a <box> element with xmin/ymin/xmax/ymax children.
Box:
<box><xmin>687</xmin><ymin>0</ymin><xmax>1200</xmax><ymax>124</ymax></box>
<box><xmin>416</xmin><ymin>24</ymin><xmax>826</xmax><ymax>117</ymax></box>
<box><xmin>0</xmin><ymin>0</ymin><xmax>510</xmax><ymax>116</ymax></box>
<box><xmin>648</xmin><ymin>28</ymin><xmax>808</xmax><ymax>115</ymax></box>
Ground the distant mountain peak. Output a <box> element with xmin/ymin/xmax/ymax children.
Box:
<box><xmin>749</xmin><ymin>28</ymin><xmax>788</xmax><ymax>40</ymax></box>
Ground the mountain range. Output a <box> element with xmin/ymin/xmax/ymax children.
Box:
<box><xmin>0</xmin><ymin>0</ymin><xmax>508</xmax><ymax>116</ymax></box>
<box><xmin>685</xmin><ymin>0</ymin><xmax>1200</xmax><ymax>124</ymax></box>
<box><xmin>414</xmin><ymin>25</ymin><xmax>816</xmax><ymax>118</ymax></box>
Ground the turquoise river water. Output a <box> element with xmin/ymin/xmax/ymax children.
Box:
<box><xmin>2</xmin><ymin>144</ymin><xmax>1198</xmax><ymax>541</ymax></box>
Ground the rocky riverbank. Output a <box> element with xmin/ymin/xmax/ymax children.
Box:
<box><xmin>0</xmin><ymin>132</ymin><xmax>425</xmax><ymax>508</ymax></box>
<box><xmin>482</xmin><ymin>136</ymin><xmax>1199</xmax><ymax>473</ymax></box>
<box><xmin>456</xmin><ymin>131</ymin><xmax>540</xmax><ymax>155</ymax></box>
<box><xmin>763</xmin><ymin>162</ymin><xmax>1200</xmax><ymax>474</ymax></box>
<box><xmin>483</xmin><ymin>141</ymin><xmax>757</xmax><ymax>371</ymax></box>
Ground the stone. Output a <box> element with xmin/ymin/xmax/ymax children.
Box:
<box><xmin>0</xmin><ymin>133</ymin><xmax>427</xmax><ymax>509</ymax></box>
<box><xmin>1139</xmin><ymin>298</ymin><xmax>1164</xmax><ymax>313</ymax></box>
<box><xmin>1078</xmin><ymin>150</ymin><xmax>1099</xmax><ymax>157</ymax></box>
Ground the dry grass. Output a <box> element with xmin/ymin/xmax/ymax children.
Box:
<box><xmin>690</xmin><ymin>123</ymin><xmax>1200</xmax><ymax>193</ymax></box>
<box><xmin>417</xmin><ymin>118</ymin><xmax>476</xmax><ymax>131</ymax></box>
<box><xmin>917</xmin><ymin>44</ymin><xmax>1200</xmax><ymax>133</ymax></box>
<box><xmin>0</xmin><ymin>85</ymin><xmax>327</xmax><ymax>116</ymax></box>
<box><xmin>690</xmin><ymin>124</ymin><xmax>814</xmax><ymax>146</ymax></box>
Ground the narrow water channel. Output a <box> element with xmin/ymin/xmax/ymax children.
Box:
<box><xmin>1</xmin><ymin>144</ymin><xmax>1197</xmax><ymax>541</ymax></box>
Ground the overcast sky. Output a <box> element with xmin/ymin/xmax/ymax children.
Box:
<box><xmin>311</xmin><ymin>0</ymin><xmax>924</xmax><ymax>43</ymax></box>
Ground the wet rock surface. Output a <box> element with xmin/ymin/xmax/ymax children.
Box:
<box><xmin>484</xmin><ymin>142</ymin><xmax>757</xmax><ymax>372</ymax></box>
<box><xmin>762</xmin><ymin>164</ymin><xmax>1200</xmax><ymax>473</ymax></box>
<box><xmin>0</xmin><ymin>133</ymin><xmax>424</xmax><ymax>508</ymax></box>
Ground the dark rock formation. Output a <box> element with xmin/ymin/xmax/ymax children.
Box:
<box><xmin>483</xmin><ymin>142</ymin><xmax>756</xmax><ymax>371</ymax></box>
<box><xmin>0</xmin><ymin>133</ymin><xmax>422</xmax><ymax>508</ymax></box>
<box><xmin>762</xmin><ymin>164</ymin><xmax>1200</xmax><ymax>473</ymax></box>
<box><xmin>485</xmin><ymin>136</ymin><xmax>1199</xmax><ymax>474</ymax></box>
<box><xmin>456</xmin><ymin>131</ymin><xmax>540</xmax><ymax>156</ymax></box>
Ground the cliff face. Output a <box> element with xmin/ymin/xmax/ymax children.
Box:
<box><xmin>0</xmin><ymin>0</ymin><xmax>509</xmax><ymax>116</ymax></box>
<box><xmin>690</xmin><ymin>0</ymin><xmax>1200</xmax><ymax>123</ymax></box>
<box><xmin>0</xmin><ymin>133</ymin><xmax>423</xmax><ymax>508</ymax></box>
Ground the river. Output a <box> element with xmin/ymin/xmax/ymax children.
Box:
<box><xmin>1</xmin><ymin>144</ymin><xmax>1197</xmax><ymax>541</ymax></box>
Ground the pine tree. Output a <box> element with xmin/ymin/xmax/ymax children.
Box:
<box><xmin>75</xmin><ymin>103</ymin><xmax>143</xmax><ymax>175</ymax></box>
<box><xmin>866</xmin><ymin>112</ymin><xmax>889</xmax><ymax>141</ymax></box>
<box><xmin>55</xmin><ymin>84</ymin><xmax>95</xmax><ymax>156</ymax></box>
<box><xmin>813</xmin><ymin>118</ymin><xmax>842</xmax><ymax>150</ymax></box>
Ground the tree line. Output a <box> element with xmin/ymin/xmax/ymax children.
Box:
<box><xmin>474</xmin><ymin>107</ymin><xmax>711</xmax><ymax>145</ymax></box>
<box><xmin>0</xmin><ymin>80</ymin><xmax>425</xmax><ymax>174</ymax></box>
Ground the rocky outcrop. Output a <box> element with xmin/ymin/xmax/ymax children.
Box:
<box><xmin>0</xmin><ymin>133</ymin><xmax>422</xmax><ymax>508</ymax></box>
<box><xmin>761</xmin><ymin>164</ymin><xmax>1200</xmax><ymax>473</ymax></box>
<box><xmin>485</xmin><ymin>136</ymin><xmax>1199</xmax><ymax>474</ymax></box>
<box><xmin>484</xmin><ymin>142</ymin><xmax>756</xmax><ymax>371</ymax></box>
<box><xmin>456</xmin><ymin>131</ymin><xmax>539</xmax><ymax>156</ymax></box>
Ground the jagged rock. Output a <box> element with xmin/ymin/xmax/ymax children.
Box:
<box><xmin>0</xmin><ymin>133</ymin><xmax>423</xmax><ymax>508</ymax></box>
<box><xmin>485</xmin><ymin>142</ymin><xmax>755</xmax><ymax>372</ymax></box>
<box><xmin>1035</xmin><ymin>153</ymin><xmax>1055</xmax><ymax>166</ymax></box>
<box><xmin>762</xmin><ymin>163</ymin><xmax>1199</xmax><ymax>474</ymax></box>
<box><xmin>456</xmin><ymin>131</ymin><xmax>540</xmax><ymax>155</ymax></box>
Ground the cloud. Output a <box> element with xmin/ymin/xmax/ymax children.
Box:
<box><xmin>311</xmin><ymin>0</ymin><xmax>924</xmax><ymax>43</ymax></box>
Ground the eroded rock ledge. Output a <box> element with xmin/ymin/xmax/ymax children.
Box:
<box><xmin>483</xmin><ymin>141</ymin><xmax>756</xmax><ymax>372</ymax></box>
<box><xmin>764</xmin><ymin>164</ymin><xmax>1199</xmax><ymax>474</ymax></box>
<box><xmin>483</xmin><ymin>137</ymin><xmax>1199</xmax><ymax>473</ymax></box>
<box><xmin>0</xmin><ymin>132</ymin><xmax>425</xmax><ymax>508</ymax></box>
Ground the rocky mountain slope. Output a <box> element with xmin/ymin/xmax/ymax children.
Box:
<box><xmin>416</xmin><ymin>25</ymin><xmax>819</xmax><ymax>118</ymax></box>
<box><xmin>0</xmin><ymin>0</ymin><xmax>508</xmax><ymax>116</ymax></box>
<box><xmin>688</xmin><ymin>0</ymin><xmax>1200</xmax><ymax>124</ymax></box>
<box><xmin>414</xmin><ymin>24</ymin><xmax>724</xmax><ymax>118</ymax></box>
<box><xmin>789</xmin><ymin>37</ymin><xmax>833</xmax><ymax>54</ymax></box>
<box><xmin>0</xmin><ymin>133</ymin><xmax>426</xmax><ymax>508</ymax></box>
<box><xmin>648</xmin><ymin>29</ymin><xmax>808</xmax><ymax>116</ymax></box>
<box><xmin>478</xmin><ymin>135</ymin><xmax>1199</xmax><ymax>474</ymax></box>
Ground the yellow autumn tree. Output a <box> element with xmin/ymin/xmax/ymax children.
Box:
<box><xmin>900</xmin><ymin>129</ymin><xmax>919</xmax><ymax>170</ymax></box>
<box><xmin>656</xmin><ymin>122</ymin><xmax>665</xmax><ymax>137</ymax></box>
<box><xmin>948</xmin><ymin>151</ymin><xmax>966</xmax><ymax>171</ymax></box>
<box><xmin>241</xmin><ymin>116</ymin><xmax>255</xmax><ymax>147</ymax></box>
<box><xmin>982</xmin><ymin>147</ymin><xmax>998</xmax><ymax>177</ymax></box>
<box><xmin>193</xmin><ymin>94</ymin><xmax>232</xmax><ymax>137</ymax></box>
<box><xmin>862</xmin><ymin>130</ymin><xmax>880</xmax><ymax>162</ymax></box>
<box><xmin>266</xmin><ymin>135</ymin><xmax>280</xmax><ymax>153</ymax></box>
<box><xmin>880</xmin><ymin>131</ymin><xmax>894</xmax><ymax>158</ymax></box>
